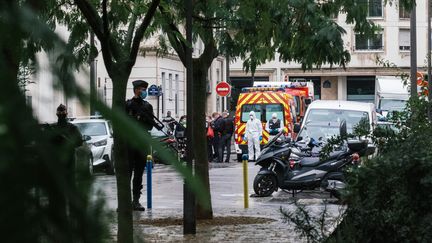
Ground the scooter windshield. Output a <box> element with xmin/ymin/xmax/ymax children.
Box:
<box><xmin>263</xmin><ymin>129</ymin><xmax>284</xmax><ymax>149</ymax></box>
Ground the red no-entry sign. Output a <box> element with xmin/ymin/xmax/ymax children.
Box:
<box><xmin>216</xmin><ymin>82</ymin><xmax>231</xmax><ymax>96</ymax></box>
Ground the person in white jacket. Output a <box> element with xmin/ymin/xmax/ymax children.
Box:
<box><xmin>245</xmin><ymin>111</ymin><xmax>263</xmax><ymax>161</ymax></box>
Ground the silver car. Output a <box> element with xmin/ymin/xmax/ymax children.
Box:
<box><xmin>72</xmin><ymin>118</ymin><xmax>115</xmax><ymax>174</ymax></box>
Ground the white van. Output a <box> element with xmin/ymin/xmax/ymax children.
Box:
<box><xmin>375</xmin><ymin>76</ymin><xmax>409</xmax><ymax>116</ymax></box>
<box><xmin>296</xmin><ymin>100</ymin><xmax>377</xmax><ymax>141</ymax></box>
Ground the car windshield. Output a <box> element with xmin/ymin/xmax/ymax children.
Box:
<box><xmin>74</xmin><ymin>122</ymin><xmax>107</xmax><ymax>136</ymax></box>
<box><xmin>380</xmin><ymin>99</ymin><xmax>406</xmax><ymax>112</ymax></box>
<box><xmin>298</xmin><ymin>122</ymin><xmax>340</xmax><ymax>141</ymax></box>
<box><xmin>241</xmin><ymin>103</ymin><xmax>284</xmax><ymax>123</ymax></box>
<box><xmin>305</xmin><ymin>109</ymin><xmax>370</xmax><ymax>131</ymax></box>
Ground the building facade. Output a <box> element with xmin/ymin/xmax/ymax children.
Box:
<box><xmin>230</xmin><ymin>1</ymin><xmax>428</xmax><ymax>104</ymax></box>
<box><xmin>26</xmin><ymin>30</ymin><xmax>227</xmax><ymax>122</ymax></box>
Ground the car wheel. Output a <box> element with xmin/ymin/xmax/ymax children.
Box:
<box><xmin>253</xmin><ymin>174</ymin><xmax>277</xmax><ymax>197</ymax></box>
<box><xmin>106</xmin><ymin>149</ymin><xmax>115</xmax><ymax>175</ymax></box>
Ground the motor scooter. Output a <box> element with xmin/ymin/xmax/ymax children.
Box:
<box><xmin>253</xmin><ymin>120</ymin><xmax>374</xmax><ymax>198</ymax></box>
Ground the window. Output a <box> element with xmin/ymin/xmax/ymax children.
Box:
<box><xmin>240</xmin><ymin>104</ymin><xmax>284</xmax><ymax>123</ymax></box>
<box><xmin>347</xmin><ymin>76</ymin><xmax>375</xmax><ymax>103</ymax></box>
<box><xmin>299</xmin><ymin>110</ymin><xmax>369</xmax><ymax>140</ymax></box>
<box><xmin>162</xmin><ymin>72</ymin><xmax>166</xmax><ymax>114</ymax></box>
<box><xmin>355</xmin><ymin>33</ymin><xmax>383</xmax><ymax>51</ymax></box>
<box><xmin>169</xmin><ymin>73</ymin><xmax>173</xmax><ymax>99</ymax></box>
<box><xmin>399</xmin><ymin>29</ymin><xmax>410</xmax><ymax>51</ymax></box>
<box><xmin>399</xmin><ymin>5</ymin><xmax>410</xmax><ymax>19</ymax></box>
<box><xmin>74</xmin><ymin>122</ymin><xmax>108</xmax><ymax>136</ymax></box>
<box><xmin>368</xmin><ymin>0</ymin><xmax>383</xmax><ymax>17</ymax></box>
<box><xmin>175</xmin><ymin>74</ymin><xmax>179</xmax><ymax>115</ymax></box>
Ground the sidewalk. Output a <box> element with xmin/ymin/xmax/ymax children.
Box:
<box><xmin>95</xmin><ymin>162</ymin><xmax>343</xmax><ymax>242</ymax></box>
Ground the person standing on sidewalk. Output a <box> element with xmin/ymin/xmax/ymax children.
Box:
<box><xmin>219</xmin><ymin>112</ymin><xmax>234</xmax><ymax>163</ymax></box>
<box><xmin>206</xmin><ymin>115</ymin><xmax>214</xmax><ymax>162</ymax></box>
<box><xmin>211</xmin><ymin>112</ymin><xmax>223</xmax><ymax>162</ymax></box>
<box><xmin>245</xmin><ymin>111</ymin><xmax>262</xmax><ymax>161</ymax></box>
<box><xmin>125</xmin><ymin>80</ymin><xmax>157</xmax><ymax>211</ymax></box>
<box><xmin>162</xmin><ymin>111</ymin><xmax>176</xmax><ymax>134</ymax></box>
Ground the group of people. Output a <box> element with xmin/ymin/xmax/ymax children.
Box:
<box><xmin>57</xmin><ymin>79</ymin><xmax>284</xmax><ymax>212</ymax></box>
<box><xmin>162</xmin><ymin>111</ymin><xmax>187</xmax><ymax>137</ymax></box>
<box><xmin>206</xmin><ymin>111</ymin><xmax>234</xmax><ymax>163</ymax></box>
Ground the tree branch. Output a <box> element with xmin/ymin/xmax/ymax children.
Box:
<box><xmin>102</xmin><ymin>0</ymin><xmax>109</xmax><ymax>39</ymax></box>
<box><xmin>73</xmin><ymin>0</ymin><xmax>113</xmax><ymax>71</ymax></box>
<box><xmin>158</xmin><ymin>5</ymin><xmax>187</xmax><ymax>65</ymax></box>
<box><xmin>128</xmin><ymin>0</ymin><xmax>160</xmax><ymax>68</ymax></box>
<box><xmin>125</xmin><ymin>13</ymin><xmax>137</xmax><ymax>52</ymax></box>
<box><xmin>200</xmin><ymin>29</ymin><xmax>219</xmax><ymax>68</ymax></box>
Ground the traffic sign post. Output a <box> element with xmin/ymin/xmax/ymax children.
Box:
<box><xmin>148</xmin><ymin>84</ymin><xmax>160</xmax><ymax>96</ymax></box>
<box><xmin>216</xmin><ymin>81</ymin><xmax>231</xmax><ymax>97</ymax></box>
<box><xmin>147</xmin><ymin>84</ymin><xmax>162</xmax><ymax>118</ymax></box>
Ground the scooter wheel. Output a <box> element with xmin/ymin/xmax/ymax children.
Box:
<box><xmin>253</xmin><ymin>174</ymin><xmax>277</xmax><ymax>197</ymax></box>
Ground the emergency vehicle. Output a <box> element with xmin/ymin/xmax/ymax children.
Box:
<box><xmin>234</xmin><ymin>87</ymin><xmax>296</xmax><ymax>162</ymax></box>
<box><xmin>253</xmin><ymin>81</ymin><xmax>314</xmax><ymax>123</ymax></box>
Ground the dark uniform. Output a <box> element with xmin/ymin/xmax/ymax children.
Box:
<box><xmin>48</xmin><ymin>104</ymin><xmax>83</xmax><ymax>229</ymax></box>
<box><xmin>268</xmin><ymin>119</ymin><xmax>281</xmax><ymax>135</ymax></box>
<box><xmin>219</xmin><ymin>116</ymin><xmax>234</xmax><ymax>163</ymax></box>
<box><xmin>211</xmin><ymin>116</ymin><xmax>224</xmax><ymax>162</ymax></box>
<box><xmin>125</xmin><ymin>80</ymin><xmax>157</xmax><ymax>210</ymax></box>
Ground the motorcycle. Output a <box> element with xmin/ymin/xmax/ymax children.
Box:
<box><xmin>253</xmin><ymin>120</ymin><xmax>374</xmax><ymax>198</ymax></box>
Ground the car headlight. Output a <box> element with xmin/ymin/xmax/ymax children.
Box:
<box><xmin>93</xmin><ymin>139</ymin><xmax>107</xmax><ymax>147</ymax></box>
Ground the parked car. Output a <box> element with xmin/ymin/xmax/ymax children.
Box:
<box><xmin>71</xmin><ymin>118</ymin><xmax>115</xmax><ymax>174</ymax></box>
<box><xmin>294</xmin><ymin>100</ymin><xmax>377</xmax><ymax>156</ymax></box>
<box><xmin>299</xmin><ymin>100</ymin><xmax>377</xmax><ymax>134</ymax></box>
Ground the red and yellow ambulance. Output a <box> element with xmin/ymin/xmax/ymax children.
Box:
<box><xmin>234</xmin><ymin>87</ymin><xmax>296</xmax><ymax>162</ymax></box>
<box><xmin>253</xmin><ymin>81</ymin><xmax>314</xmax><ymax>123</ymax></box>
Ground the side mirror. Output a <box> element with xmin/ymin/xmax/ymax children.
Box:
<box><xmin>376</xmin><ymin>108</ymin><xmax>382</xmax><ymax>114</ymax></box>
<box><xmin>339</xmin><ymin>120</ymin><xmax>347</xmax><ymax>138</ymax></box>
<box><xmin>293</xmin><ymin>123</ymin><xmax>301</xmax><ymax>133</ymax></box>
<box><xmin>82</xmin><ymin>135</ymin><xmax>91</xmax><ymax>142</ymax></box>
<box><xmin>305</xmin><ymin>98</ymin><xmax>312</xmax><ymax>105</ymax></box>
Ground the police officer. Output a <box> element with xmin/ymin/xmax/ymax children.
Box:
<box><xmin>126</xmin><ymin>80</ymin><xmax>157</xmax><ymax>211</ymax></box>
<box><xmin>49</xmin><ymin>104</ymin><xmax>83</xmax><ymax>224</ymax></box>
<box><xmin>219</xmin><ymin>112</ymin><xmax>234</xmax><ymax>163</ymax></box>
<box><xmin>54</xmin><ymin>104</ymin><xmax>83</xmax><ymax>164</ymax></box>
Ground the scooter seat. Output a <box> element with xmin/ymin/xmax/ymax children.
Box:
<box><xmin>300</xmin><ymin>157</ymin><xmax>321</xmax><ymax>167</ymax></box>
<box><xmin>300</xmin><ymin>151</ymin><xmax>346</xmax><ymax>167</ymax></box>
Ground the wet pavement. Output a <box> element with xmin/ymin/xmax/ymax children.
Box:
<box><xmin>94</xmin><ymin>160</ymin><xmax>344</xmax><ymax>242</ymax></box>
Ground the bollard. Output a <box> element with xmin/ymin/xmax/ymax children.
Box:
<box><xmin>242</xmin><ymin>154</ymin><xmax>249</xmax><ymax>208</ymax></box>
<box><xmin>146</xmin><ymin>155</ymin><xmax>153</xmax><ymax>209</ymax></box>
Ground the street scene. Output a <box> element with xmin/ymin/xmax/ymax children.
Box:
<box><xmin>94</xmin><ymin>162</ymin><xmax>341</xmax><ymax>242</ymax></box>
<box><xmin>3</xmin><ymin>1</ymin><xmax>432</xmax><ymax>243</ymax></box>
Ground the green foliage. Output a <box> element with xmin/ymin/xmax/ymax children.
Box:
<box><xmin>330</xmin><ymin>99</ymin><xmax>432</xmax><ymax>242</ymax></box>
<box><xmin>281</xmin><ymin>202</ymin><xmax>342</xmax><ymax>243</ymax></box>
<box><xmin>283</xmin><ymin>98</ymin><xmax>432</xmax><ymax>242</ymax></box>
<box><xmin>0</xmin><ymin>2</ymin><xmax>109</xmax><ymax>242</ymax></box>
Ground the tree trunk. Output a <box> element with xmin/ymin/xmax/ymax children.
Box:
<box><xmin>111</xmin><ymin>76</ymin><xmax>134</xmax><ymax>243</ymax></box>
<box><xmin>193</xmin><ymin>60</ymin><xmax>213</xmax><ymax>219</ymax></box>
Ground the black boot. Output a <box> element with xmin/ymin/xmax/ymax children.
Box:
<box><xmin>132</xmin><ymin>196</ymin><xmax>145</xmax><ymax>211</ymax></box>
